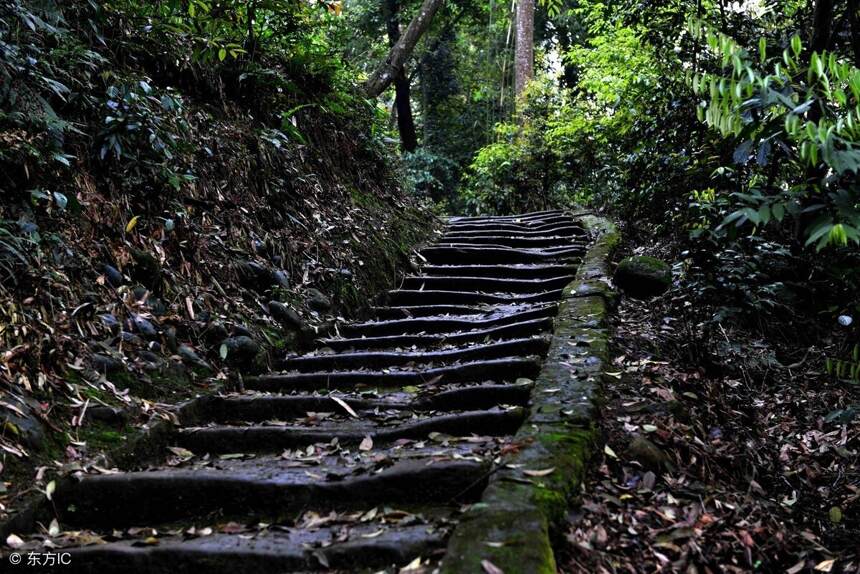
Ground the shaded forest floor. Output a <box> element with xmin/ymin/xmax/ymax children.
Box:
<box><xmin>560</xmin><ymin>289</ymin><xmax>859</xmax><ymax>573</ymax></box>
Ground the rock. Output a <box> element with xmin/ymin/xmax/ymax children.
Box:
<box><xmin>164</xmin><ymin>327</ymin><xmax>179</xmax><ymax>353</ymax></box>
<box><xmin>252</xmin><ymin>240</ymin><xmax>267</xmax><ymax>256</ymax></box>
<box><xmin>273</xmin><ymin>270</ymin><xmax>290</xmax><ymax>289</ymax></box>
<box><xmin>203</xmin><ymin>321</ymin><xmax>229</xmax><ymax>345</ymax></box>
<box><xmin>130</xmin><ymin>249</ymin><xmax>161</xmax><ymax>291</ymax></box>
<box><xmin>131</xmin><ymin>315</ymin><xmax>158</xmax><ymax>339</ymax></box>
<box><xmin>268</xmin><ymin>301</ymin><xmax>302</xmax><ymax>330</ymax></box>
<box><xmin>85</xmin><ymin>406</ymin><xmax>128</xmax><ymax>427</ymax></box>
<box><xmin>231</xmin><ymin>324</ymin><xmax>254</xmax><ymax>338</ymax></box>
<box><xmin>1</xmin><ymin>396</ymin><xmax>46</xmax><ymax>451</ymax></box>
<box><xmin>132</xmin><ymin>285</ymin><xmax>149</xmax><ymax>301</ymax></box>
<box><xmin>18</xmin><ymin>221</ymin><xmax>38</xmax><ymax>235</ymax></box>
<box><xmin>148</xmin><ymin>297</ymin><xmax>168</xmax><ymax>316</ymax></box>
<box><xmin>138</xmin><ymin>350</ymin><xmax>163</xmax><ymax>366</ymax></box>
<box><xmin>235</xmin><ymin>261</ymin><xmax>276</xmax><ymax>292</ymax></box>
<box><xmin>91</xmin><ymin>353</ymin><xmax>124</xmax><ymax>374</ymax></box>
<box><xmin>178</xmin><ymin>344</ymin><xmax>212</xmax><ymax>371</ymax></box>
<box><xmin>103</xmin><ymin>264</ymin><xmax>124</xmax><ymax>287</ymax></box>
<box><xmin>626</xmin><ymin>436</ymin><xmax>668</xmax><ymax>470</ymax></box>
<box><xmin>115</xmin><ymin>331</ymin><xmax>145</xmax><ymax>347</ymax></box>
<box><xmin>614</xmin><ymin>256</ymin><xmax>671</xmax><ymax>298</ymax></box>
<box><xmin>221</xmin><ymin>336</ymin><xmax>261</xmax><ymax>368</ymax></box>
<box><xmin>306</xmin><ymin>288</ymin><xmax>332</xmax><ymax>312</ymax></box>
<box><xmin>100</xmin><ymin>314</ymin><xmax>121</xmax><ymax>333</ymax></box>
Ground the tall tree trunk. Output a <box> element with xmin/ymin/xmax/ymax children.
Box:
<box><xmin>849</xmin><ymin>0</ymin><xmax>860</xmax><ymax>67</ymax></box>
<box><xmin>364</xmin><ymin>0</ymin><xmax>445</xmax><ymax>98</ymax></box>
<box><xmin>810</xmin><ymin>0</ymin><xmax>834</xmax><ymax>54</ymax></box>
<box><xmin>514</xmin><ymin>0</ymin><xmax>534</xmax><ymax>99</ymax></box>
<box><xmin>797</xmin><ymin>0</ymin><xmax>836</xmax><ymax>240</ymax></box>
<box><xmin>383</xmin><ymin>0</ymin><xmax>418</xmax><ymax>152</ymax></box>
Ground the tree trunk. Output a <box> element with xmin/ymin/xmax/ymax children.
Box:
<box><xmin>849</xmin><ymin>0</ymin><xmax>860</xmax><ymax>67</ymax></box>
<box><xmin>810</xmin><ymin>0</ymin><xmax>834</xmax><ymax>54</ymax></box>
<box><xmin>514</xmin><ymin>0</ymin><xmax>535</xmax><ymax>98</ymax></box>
<box><xmin>364</xmin><ymin>0</ymin><xmax>445</xmax><ymax>98</ymax></box>
<box><xmin>797</xmin><ymin>0</ymin><xmax>836</xmax><ymax>240</ymax></box>
<box><xmin>383</xmin><ymin>0</ymin><xmax>418</xmax><ymax>152</ymax></box>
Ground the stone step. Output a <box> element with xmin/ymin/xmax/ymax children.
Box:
<box><xmin>177</xmin><ymin>408</ymin><xmax>525</xmax><ymax>454</ymax></box>
<box><xmin>244</xmin><ymin>357</ymin><xmax>542</xmax><ymax>392</ymax></box>
<box><xmin>185</xmin><ymin>381</ymin><xmax>535</xmax><ymax>424</ymax></box>
<box><xmin>447</xmin><ymin>209</ymin><xmax>566</xmax><ymax>223</ymax></box>
<box><xmin>386</xmin><ymin>288</ymin><xmax>563</xmax><ymax>306</ymax></box>
<box><xmin>447</xmin><ymin>214</ymin><xmax>574</xmax><ymax>230</ymax></box>
<box><xmin>439</xmin><ymin>225</ymin><xmax>586</xmax><ymax>238</ymax></box>
<box><xmin>419</xmin><ymin>246</ymin><xmax>584</xmax><ymax>264</ymax></box>
<box><xmin>61</xmin><ymin>522</ymin><xmax>447</xmax><ymax>574</ymax></box>
<box><xmin>318</xmin><ymin>317</ymin><xmax>553</xmax><ymax>351</ymax></box>
<box><xmin>447</xmin><ymin>219</ymin><xmax>580</xmax><ymax>232</ymax></box>
<box><xmin>339</xmin><ymin>305</ymin><xmax>558</xmax><ymax>337</ymax></box>
<box><xmin>437</xmin><ymin>235</ymin><xmax>582</xmax><ymax>249</ymax></box>
<box><xmin>401</xmin><ymin>274</ymin><xmax>574</xmax><ymax>294</ymax></box>
<box><xmin>55</xmin><ymin>458</ymin><xmax>491</xmax><ymax>527</ymax></box>
<box><xmin>280</xmin><ymin>337</ymin><xmax>549</xmax><ymax>371</ymax></box>
<box><xmin>371</xmin><ymin>304</ymin><xmax>495</xmax><ymax>319</ymax></box>
<box><xmin>420</xmin><ymin>264</ymin><xmax>579</xmax><ymax>279</ymax></box>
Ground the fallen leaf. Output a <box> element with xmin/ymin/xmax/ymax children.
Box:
<box><xmin>399</xmin><ymin>556</ymin><xmax>423</xmax><ymax>572</ymax></box>
<box><xmin>331</xmin><ymin>396</ymin><xmax>359</xmax><ymax>418</ymax></box>
<box><xmin>640</xmin><ymin>471</ymin><xmax>656</xmax><ymax>491</ymax></box>
<box><xmin>219</xmin><ymin>453</ymin><xmax>246</xmax><ymax>460</ymax></box>
<box><xmin>6</xmin><ymin>534</ymin><xmax>24</xmax><ymax>548</ymax></box>
<box><xmin>48</xmin><ymin>519</ymin><xmax>60</xmax><ymax>537</ymax></box>
<box><xmin>604</xmin><ymin>445</ymin><xmax>618</xmax><ymax>459</ymax></box>
<box><xmin>814</xmin><ymin>559</ymin><xmax>835</xmax><ymax>572</ymax></box>
<box><xmin>125</xmin><ymin>215</ymin><xmax>141</xmax><ymax>233</ymax></box>
<box><xmin>523</xmin><ymin>467</ymin><xmax>555</xmax><ymax>477</ymax></box>
<box><xmin>359</xmin><ymin>436</ymin><xmax>373</xmax><ymax>451</ymax></box>
<box><xmin>167</xmin><ymin>447</ymin><xmax>194</xmax><ymax>459</ymax></box>
<box><xmin>481</xmin><ymin>559</ymin><xmax>504</xmax><ymax>574</ymax></box>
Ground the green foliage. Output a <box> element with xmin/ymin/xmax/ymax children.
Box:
<box><xmin>462</xmin><ymin>22</ymin><xmax>678</xmax><ymax>216</ymax></box>
<box><xmin>826</xmin><ymin>344</ymin><xmax>860</xmax><ymax>382</ymax></box>
<box><xmin>691</xmin><ymin>21</ymin><xmax>860</xmax><ymax>250</ymax></box>
<box><xmin>97</xmin><ymin>80</ymin><xmax>193</xmax><ymax>190</ymax></box>
<box><xmin>401</xmin><ymin>148</ymin><xmax>458</xmax><ymax>205</ymax></box>
<box><xmin>0</xmin><ymin>0</ymin><xmax>99</xmax><ymax>172</ymax></box>
<box><xmin>1</xmin><ymin>0</ymin><xmax>374</xmax><ymax>201</ymax></box>
<box><xmin>0</xmin><ymin>220</ymin><xmax>36</xmax><ymax>288</ymax></box>
<box><xmin>462</xmin><ymin>79</ymin><xmax>575</xmax><ymax>215</ymax></box>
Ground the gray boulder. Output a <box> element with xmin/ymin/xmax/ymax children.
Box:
<box><xmin>614</xmin><ymin>256</ymin><xmax>671</xmax><ymax>298</ymax></box>
<box><xmin>306</xmin><ymin>289</ymin><xmax>332</xmax><ymax>313</ymax></box>
<box><xmin>221</xmin><ymin>336</ymin><xmax>261</xmax><ymax>368</ymax></box>
<box><xmin>268</xmin><ymin>301</ymin><xmax>302</xmax><ymax>330</ymax></box>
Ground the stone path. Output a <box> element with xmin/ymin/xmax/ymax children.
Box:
<box><xmin>5</xmin><ymin>210</ymin><xmax>600</xmax><ymax>573</ymax></box>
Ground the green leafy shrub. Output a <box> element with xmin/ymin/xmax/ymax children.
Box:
<box><xmin>97</xmin><ymin>80</ymin><xmax>193</xmax><ymax>190</ymax></box>
<box><xmin>0</xmin><ymin>1</ymin><xmax>102</xmax><ymax>177</ymax></box>
<box><xmin>401</xmin><ymin>148</ymin><xmax>459</xmax><ymax>206</ymax></box>
<box><xmin>461</xmin><ymin>80</ymin><xmax>574</xmax><ymax>215</ymax></box>
<box><xmin>690</xmin><ymin>21</ymin><xmax>860</xmax><ymax>250</ymax></box>
<box><xmin>461</xmin><ymin>23</ymin><xmax>675</xmax><ymax>217</ymax></box>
